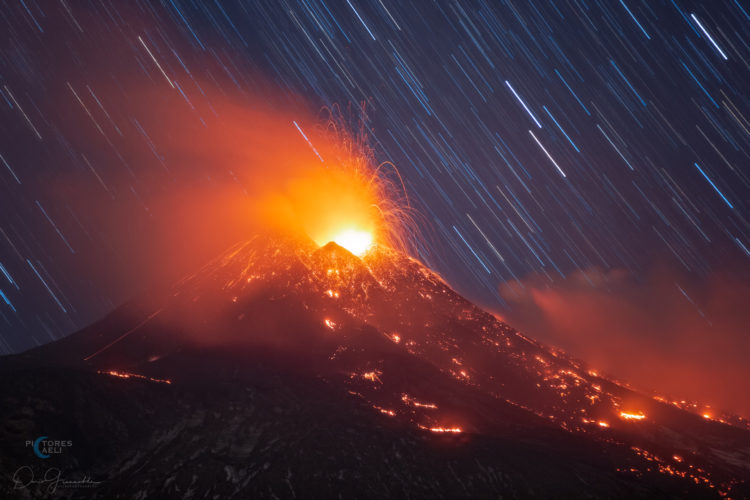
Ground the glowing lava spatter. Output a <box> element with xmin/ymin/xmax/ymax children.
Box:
<box><xmin>265</xmin><ymin>109</ymin><xmax>418</xmax><ymax>259</ymax></box>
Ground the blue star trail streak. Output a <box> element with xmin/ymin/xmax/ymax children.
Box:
<box><xmin>0</xmin><ymin>0</ymin><xmax>748</xmax><ymax>353</ymax></box>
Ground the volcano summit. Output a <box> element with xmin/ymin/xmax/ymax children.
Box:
<box><xmin>1</xmin><ymin>234</ymin><xmax>748</xmax><ymax>498</ymax></box>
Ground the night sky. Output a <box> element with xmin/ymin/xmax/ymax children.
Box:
<box><xmin>1</xmin><ymin>0</ymin><xmax>749</xmax><ymax>395</ymax></box>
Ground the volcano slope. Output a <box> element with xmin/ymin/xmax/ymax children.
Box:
<box><xmin>1</xmin><ymin>234</ymin><xmax>749</xmax><ymax>499</ymax></box>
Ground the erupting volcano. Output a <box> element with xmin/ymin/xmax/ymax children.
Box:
<box><xmin>1</xmin><ymin>117</ymin><xmax>749</xmax><ymax>497</ymax></box>
<box><xmin>4</xmin><ymin>0</ymin><xmax>750</xmax><ymax>497</ymax></box>
<box><xmin>1</xmin><ymin>103</ymin><xmax>748</xmax><ymax>498</ymax></box>
<box><xmin>1</xmin><ymin>225</ymin><xmax>749</xmax><ymax>498</ymax></box>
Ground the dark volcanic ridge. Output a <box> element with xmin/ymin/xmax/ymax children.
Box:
<box><xmin>1</xmin><ymin>234</ymin><xmax>749</xmax><ymax>499</ymax></box>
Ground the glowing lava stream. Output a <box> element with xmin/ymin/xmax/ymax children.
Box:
<box><xmin>418</xmin><ymin>424</ymin><xmax>462</xmax><ymax>433</ymax></box>
<box><xmin>98</xmin><ymin>370</ymin><xmax>171</xmax><ymax>385</ymax></box>
<box><xmin>619</xmin><ymin>411</ymin><xmax>646</xmax><ymax>421</ymax></box>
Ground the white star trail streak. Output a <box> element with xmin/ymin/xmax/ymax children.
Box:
<box><xmin>690</xmin><ymin>14</ymin><xmax>729</xmax><ymax>61</ymax></box>
<box><xmin>528</xmin><ymin>130</ymin><xmax>566</xmax><ymax>178</ymax></box>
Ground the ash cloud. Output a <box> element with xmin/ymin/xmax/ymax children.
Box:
<box><xmin>499</xmin><ymin>264</ymin><xmax>750</xmax><ymax>416</ymax></box>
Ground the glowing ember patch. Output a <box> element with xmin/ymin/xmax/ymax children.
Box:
<box><xmin>362</xmin><ymin>370</ymin><xmax>382</xmax><ymax>383</ymax></box>
<box><xmin>98</xmin><ymin>370</ymin><xmax>171</xmax><ymax>385</ymax></box>
<box><xmin>324</xmin><ymin>318</ymin><xmax>336</xmax><ymax>330</ymax></box>
<box><xmin>325</xmin><ymin>289</ymin><xmax>340</xmax><ymax>298</ymax></box>
<box><xmin>619</xmin><ymin>411</ymin><xmax>646</xmax><ymax>421</ymax></box>
<box><xmin>598</xmin><ymin>421</ymin><xmax>610</xmax><ymax>428</ymax></box>
<box><xmin>390</xmin><ymin>333</ymin><xmax>401</xmax><ymax>343</ymax></box>
<box><xmin>629</xmin><ymin>446</ymin><xmax>718</xmax><ymax>491</ymax></box>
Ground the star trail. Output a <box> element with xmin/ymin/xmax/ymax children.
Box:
<box><xmin>0</xmin><ymin>0</ymin><xmax>748</xmax><ymax>357</ymax></box>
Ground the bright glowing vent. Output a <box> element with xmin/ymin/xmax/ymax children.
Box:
<box><xmin>331</xmin><ymin>229</ymin><xmax>373</xmax><ymax>256</ymax></box>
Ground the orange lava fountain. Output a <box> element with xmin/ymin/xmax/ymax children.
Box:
<box><xmin>257</xmin><ymin>106</ymin><xmax>416</xmax><ymax>257</ymax></box>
